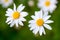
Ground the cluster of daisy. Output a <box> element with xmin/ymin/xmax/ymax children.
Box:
<box><xmin>0</xmin><ymin>0</ymin><xmax>58</xmax><ymax>36</ymax></box>
<box><xmin>29</xmin><ymin>0</ymin><xmax>58</xmax><ymax>36</ymax></box>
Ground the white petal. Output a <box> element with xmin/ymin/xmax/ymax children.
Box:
<box><xmin>35</xmin><ymin>11</ymin><xmax>39</xmax><ymax>18</ymax></box>
<box><xmin>21</xmin><ymin>12</ymin><xmax>28</xmax><ymax>17</ymax></box>
<box><xmin>28</xmin><ymin>24</ymin><xmax>31</xmax><ymax>27</ymax></box>
<box><xmin>32</xmin><ymin>27</ymin><xmax>39</xmax><ymax>35</ymax></box>
<box><xmin>17</xmin><ymin>4</ymin><xmax>25</xmax><ymax>12</ymax></box>
<box><xmin>19</xmin><ymin>21</ymin><xmax>24</xmax><ymax>26</ymax></box>
<box><xmin>16</xmin><ymin>23</ymin><xmax>18</xmax><ymax>27</ymax></box>
<box><xmin>5</xmin><ymin>13</ymin><xmax>11</xmax><ymax>17</ymax></box>
<box><xmin>8</xmin><ymin>20</ymin><xmax>13</xmax><ymax>24</ymax></box>
<box><xmin>10</xmin><ymin>22</ymin><xmax>15</xmax><ymax>27</ymax></box>
<box><xmin>28</xmin><ymin>23</ymin><xmax>34</xmax><ymax>27</ymax></box>
<box><xmin>43</xmin><ymin>11</ymin><xmax>48</xmax><ymax>17</ymax></box>
<box><xmin>14</xmin><ymin>3</ymin><xmax>16</xmax><ymax>11</ymax></box>
<box><xmin>29</xmin><ymin>24</ymin><xmax>37</xmax><ymax>30</ymax></box>
<box><xmin>38</xmin><ymin>0</ymin><xmax>44</xmax><ymax>8</ymax></box>
<box><xmin>6</xmin><ymin>17</ymin><xmax>12</xmax><ymax>23</ymax></box>
<box><xmin>38</xmin><ymin>2</ymin><xmax>42</xmax><ymax>8</ymax></box>
<box><xmin>29</xmin><ymin>20</ymin><xmax>35</xmax><ymax>23</ymax></box>
<box><xmin>51</xmin><ymin>0</ymin><xmax>58</xmax><ymax>4</ymax></box>
<box><xmin>31</xmin><ymin>15</ymin><xmax>37</xmax><ymax>20</ymax></box>
<box><xmin>30</xmin><ymin>26</ymin><xmax>36</xmax><ymax>30</ymax></box>
<box><xmin>7</xmin><ymin>8</ymin><xmax>13</xmax><ymax>12</ymax></box>
<box><xmin>38</xmin><ymin>10</ymin><xmax>43</xmax><ymax>18</ymax></box>
<box><xmin>44</xmin><ymin>24</ymin><xmax>52</xmax><ymax>30</ymax></box>
<box><xmin>19</xmin><ymin>18</ymin><xmax>26</xmax><ymax>21</ymax></box>
<box><xmin>14</xmin><ymin>20</ymin><xmax>19</xmax><ymax>27</ymax></box>
<box><xmin>43</xmin><ymin>15</ymin><xmax>51</xmax><ymax>22</ymax></box>
<box><xmin>6</xmin><ymin>8</ymin><xmax>13</xmax><ymax>17</ymax></box>
<box><xmin>28</xmin><ymin>23</ymin><xmax>37</xmax><ymax>28</ymax></box>
<box><xmin>49</xmin><ymin>5</ymin><xmax>57</xmax><ymax>13</ymax></box>
<box><xmin>35</xmin><ymin>10</ymin><xmax>43</xmax><ymax>18</ymax></box>
<box><xmin>45</xmin><ymin>20</ymin><xmax>54</xmax><ymax>24</ymax></box>
<box><xmin>42</xmin><ymin>7</ymin><xmax>48</xmax><ymax>12</ymax></box>
<box><xmin>42</xmin><ymin>27</ymin><xmax>46</xmax><ymax>35</ymax></box>
<box><xmin>39</xmin><ymin>27</ymin><xmax>43</xmax><ymax>36</ymax></box>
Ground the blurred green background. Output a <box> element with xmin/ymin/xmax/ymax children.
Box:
<box><xmin>0</xmin><ymin>0</ymin><xmax>60</xmax><ymax>40</ymax></box>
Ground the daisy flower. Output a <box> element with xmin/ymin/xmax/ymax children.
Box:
<box><xmin>28</xmin><ymin>10</ymin><xmax>53</xmax><ymax>36</ymax></box>
<box><xmin>38</xmin><ymin>0</ymin><xmax>58</xmax><ymax>13</ymax></box>
<box><xmin>5</xmin><ymin>4</ymin><xmax>28</xmax><ymax>27</ymax></box>
<box><xmin>28</xmin><ymin>0</ymin><xmax>34</xmax><ymax>7</ymax></box>
<box><xmin>0</xmin><ymin>0</ymin><xmax>13</xmax><ymax>8</ymax></box>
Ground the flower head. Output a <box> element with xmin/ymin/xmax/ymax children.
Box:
<box><xmin>5</xmin><ymin>4</ymin><xmax>28</xmax><ymax>27</ymax></box>
<box><xmin>28</xmin><ymin>10</ymin><xmax>53</xmax><ymax>36</ymax></box>
<box><xmin>38</xmin><ymin>0</ymin><xmax>58</xmax><ymax>13</ymax></box>
<box><xmin>0</xmin><ymin>0</ymin><xmax>13</xmax><ymax>8</ymax></box>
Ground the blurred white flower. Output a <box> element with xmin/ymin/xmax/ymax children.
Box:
<box><xmin>38</xmin><ymin>0</ymin><xmax>58</xmax><ymax>13</ymax></box>
<box><xmin>0</xmin><ymin>0</ymin><xmax>13</xmax><ymax>8</ymax></box>
<box><xmin>5</xmin><ymin>4</ymin><xmax>28</xmax><ymax>27</ymax></box>
<box><xmin>28</xmin><ymin>10</ymin><xmax>53</xmax><ymax>36</ymax></box>
<box><xmin>28</xmin><ymin>0</ymin><xmax>34</xmax><ymax>7</ymax></box>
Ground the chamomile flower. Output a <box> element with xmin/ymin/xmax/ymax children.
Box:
<box><xmin>0</xmin><ymin>0</ymin><xmax>13</xmax><ymax>8</ymax></box>
<box><xmin>5</xmin><ymin>4</ymin><xmax>28</xmax><ymax>27</ymax></box>
<box><xmin>28</xmin><ymin>0</ymin><xmax>34</xmax><ymax>7</ymax></box>
<box><xmin>28</xmin><ymin>10</ymin><xmax>53</xmax><ymax>36</ymax></box>
<box><xmin>38</xmin><ymin>0</ymin><xmax>58</xmax><ymax>13</ymax></box>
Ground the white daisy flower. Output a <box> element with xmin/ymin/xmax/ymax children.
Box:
<box><xmin>5</xmin><ymin>4</ymin><xmax>28</xmax><ymax>27</ymax></box>
<box><xmin>28</xmin><ymin>10</ymin><xmax>53</xmax><ymax>36</ymax></box>
<box><xmin>38</xmin><ymin>0</ymin><xmax>58</xmax><ymax>13</ymax></box>
<box><xmin>28</xmin><ymin>0</ymin><xmax>34</xmax><ymax>7</ymax></box>
<box><xmin>0</xmin><ymin>0</ymin><xmax>13</xmax><ymax>8</ymax></box>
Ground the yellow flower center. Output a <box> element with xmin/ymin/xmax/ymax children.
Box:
<box><xmin>12</xmin><ymin>11</ymin><xmax>20</xmax><ymax>19</ymax></box>
<box><xmin>36</xmin><ymin>19</ymin><xmax>44</xmax><ymax>26</ymax></box>
<box><xmin>4</xmin><ymin>0</ymin><xmax>9</xmax><ymax>2</ymax></box>
<box><xmin>45</xmin><ymin>1</ymin><xmax>50</xmax><ymax>7</ymax></box>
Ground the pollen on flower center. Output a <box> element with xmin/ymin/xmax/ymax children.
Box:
<box><xmin>36</xmin><ymin>19</ymin><xmax>44</xmax><ymax>26</ymax></box>
<box><xmin>4</xmin><ymin>0</ymin><xmax>9</xmax><ymax>2</ymax></box>
<box><xmin>45</xmin><ymin>1</ymin><xmax>50</xmax><ymax>7</ymax></box>
<box><xmin>12</xmin><ymin>11</ymin><xmax>20</xmax><ymax>19</ymax></box>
